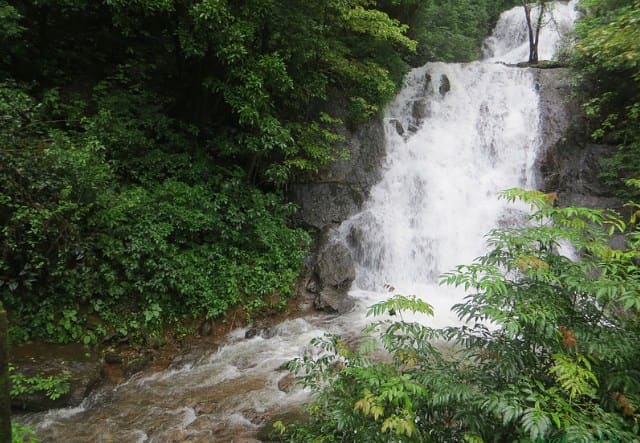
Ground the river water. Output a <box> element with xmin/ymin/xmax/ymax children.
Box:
<box><xmin>19</xmin><ymin>2</ymin><xmax>579</xmax><ymax>441</ymax></box>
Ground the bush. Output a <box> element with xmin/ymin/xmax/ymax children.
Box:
<box><xmin>0</xmin><ymin>82</ymin><xmax>310</xmax><ymax>344</ymax></box>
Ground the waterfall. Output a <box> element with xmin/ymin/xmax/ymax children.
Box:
<box><xmin>18</xmin><ymin>2</ymin><xmax>579</xmax><ymax>441</ymax></box>
<box><xmin>339</xmin><ymin>0</ymin><xmax>579</xmax><ymax>327</ymax></box>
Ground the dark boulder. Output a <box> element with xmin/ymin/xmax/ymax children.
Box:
<box><xmin>389</xmin><ymin>118</ymin><xmax>404</xmax><ymax>136</ymax></box>
<box><xmin>439</xmin><ymin>74</ymin><xmax>450</xmax><ymax>96</ymax></box>
<box><xmin>309</xmin><ymin>238</ymin><xmax>356</xmax><ymax>314</ymax></box>
<box><xmin>244</xmin><ymin>327</ymin><xmax>276</xmax><ymax>340</ymax></box>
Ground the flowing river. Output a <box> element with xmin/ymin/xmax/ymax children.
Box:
<box><xmin>19</xmin><ymin>2</ymin><xmax>579</xmax><ymax>441</ymax></box>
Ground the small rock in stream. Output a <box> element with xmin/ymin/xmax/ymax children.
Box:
<box><xmin>198</xmin><ymin>319</ymin><xmax>214</xmax><ymax>336</ymax></box>
<box><xmin>244</xmin><ymin>327</ymin><xmax>276</xmax><ymax>339</ymax></box>
<box><xmin>277</xmin><ymin>373</ymin><xmax>296</xmax><ymax>393</ymax></box>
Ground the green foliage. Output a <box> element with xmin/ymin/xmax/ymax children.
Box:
<box><xmin>12</xmin><ymin>423</ymin><xmax>39</xmax><ymax>443</ymax></box>
<box><xmin>408</xmin><ymin>0</ymin><xmax>518</xmax><ymax>62</ymax></box>
<box><xmin>0</xmin><ymin>0</ymin><xmax>429</xmax><ymax>344</ymax></box>
<box><xmin>8</xmin><ymin>365</ymin><xmax>71</xmax><ymax>402</ymax></box>
<box><xmin>283</xmin><ymin>190</ymin><xmax>640</xmax><ymax>442</ymax></box>
<box><xmin>0</xmin><ymin>80</ymin><xmax>310</xmax><ymax>344</ymax></box>
<box><xmin>572</xmin><ymin>0</ymin><xmax>640</xmax><ymax>199</ymax></box>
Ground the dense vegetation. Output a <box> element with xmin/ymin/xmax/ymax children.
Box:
<box><xmin>0</xmin><ymin>0</ymin><xmax>512</xmax><ymax>345</ymax></box>
<box><xmin>573</xmin><ymin>0</ymin><xmax>640</xmax><ymax>199</ymax></box>
<box><xmin>281</xmin><ymin>190</ymin><xmax>640</xmax><ymax>442</ymax></box>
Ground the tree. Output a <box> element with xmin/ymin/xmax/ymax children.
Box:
<box><xmin>0</xmin><ymin>302</ymin><xmax>10</xmax><ymax>442</ymax></box>
<box><xmin>522</xmin><ymin>0</ymin><xmax>548</xmax><ymax>63</ymax></box>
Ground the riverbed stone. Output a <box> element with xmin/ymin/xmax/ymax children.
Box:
<box><xmin>123</xmin><ymin>351</ymin><xmax>153</xmax><ymax>377</ymax></box>
<box><xmin>244</xmin><ymin>327</ymin><xmax>276</xmax><ymax>340</ymax></box>
<box><xmin>315</xmin><ymin>242</ymin><xmax>355</xmax><ymax>289</ymax></box>
<box><xmin>277</xmin><ymin>373</ymin><xmax>296</xmax><ymax>393</ymax></box>
<box><xmin>439</xmin><ymin>74</ymin><xmax>451</xmax><ymax>96</ymax></box>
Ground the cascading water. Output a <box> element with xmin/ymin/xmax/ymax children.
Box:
<box><xmin>18</xmin><ymin>2</ymin><xmax>578</xmax><ymax>441</ymax></box>
<box><xmin>341</xmin><ymin>0</ymin><xmax>579</xmax><ymax>326</ymax></box>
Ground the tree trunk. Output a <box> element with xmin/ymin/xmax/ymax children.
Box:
<box><xmin>532</xmin><ymin>1</ymin><xmax>546</xmax><ymax>64</ymax></box>
<box><xmin>522</xmin><ymin>0</ymin><xmax>546</xmax><ymax>64</ymax></box>
<box><xmin>0</xmin><ymin>302</ymin><xmax>11</xmax><ymax>442</ymax></box>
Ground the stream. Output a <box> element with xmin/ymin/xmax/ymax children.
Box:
<box><xmin>19</xmin><ymin>2</ymin><xmax>579</xmax><ymax>441</ymax></box>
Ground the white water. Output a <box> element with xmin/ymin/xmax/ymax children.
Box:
<box><xmin>340</xmin><ymin>0</ymin><xmax>579</xmax><ymax>327</ymax></box>
<box><xmin>20</xmin><ymin>2</ymin><xmax>578</xmax><ymax>441</ymax></box>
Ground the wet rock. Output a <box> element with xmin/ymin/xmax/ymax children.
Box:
<box><xmin>315</xmin><ymin>241</ymin><xmax>355</xmax><ymax>289</ymax></box>
<box><xmin>290</xmin><ymin>117</ymin><xmax>385</xmax><ymax>230</ymax></box>
<box><xmin>310</xmin><ymin>238</ymin><xmax>356</xmax><ymax>314</ymax></box>
<box><xmin>411</xmin><ymin>99</ymin><xmax>428</xmax><ymax>122</ymax></box>
<box><xmin>198</xmin><ymin>319</ymin><xmax>214</xmax><ymax>337</ymax></box>
<box><xmin>244</xmin><ymin>327</ymin><xmax>276</xmax><ymax>340</ymax></box>
<box><xmin>10</xmin><ymin>343</ymin><xmax>103</xmax><ymax>411</ymax></box>
<box><xmin>407</xmin><ymin>123</ymin><xmax>419</xmax><ymax>133</ymax></box>
<box><xmin>277</xmin><ymin>373</ymin><xmax>296</xmax><ymax>393</ymax></box>
<box><xmin>423</xmin><ymin>72</ymin><xmax>432</xmax><ymax>93</ymax></box>
<box><xmin>389</xmin><ymin>118</ymin><xmax>404</xmax><ymax>136</ymax></box>
<box><xmin>535</xmin><ymin>67</ymin><xmax>621</xmax><ymax>209</ymax></box>
<box><xmin>123</xmin><ymin>351</ymin><xmax>152</xmax><ymax>377</ymax></box>
<box><xmin>314</xmin><ymin>287</ymin><xmax>356</xmax><ymax>314</ymax></box>
<box><xmin>439</xmin><ymin>74</ymin><xmax>451</xmax><ymax>96</ymax></box>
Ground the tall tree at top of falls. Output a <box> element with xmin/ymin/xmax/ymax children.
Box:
<box><xmin>522</xmin><ymin>0</ymin><xmax>549</xmax><ymax>63</ymax></box>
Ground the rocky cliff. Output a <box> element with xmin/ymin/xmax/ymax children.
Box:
<box><xmin>290</xmin><ymin>118</ymin><xmax>386</xmax><ymax>230</ymax></box>
<box><xmin>535</xmin><ymin>67</ymin><xmax>620</xmax><ymax>208</ymax></box>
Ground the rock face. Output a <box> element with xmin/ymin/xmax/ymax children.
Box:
<box><xmin>307</xmin><ymin>233</ymin><xmax>356</xmax><ymax>314</ymax></box>
<box><xmin>290</xmin><ymin>115</ymin><xmax>382</xmax><ymax>314</ymax></box>
<box><xmin>290</xmin><ymin>118</ymin><xmax>385</xmax><ymax>230</ymax></box>
<box><xmin>534</xmin><ymin>67</ymin><xmax>620</xmax><ymax>208</ymax></box>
